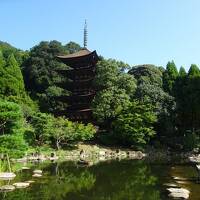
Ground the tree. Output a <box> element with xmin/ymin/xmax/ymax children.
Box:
<box><xmin>0</xmin><ymin>52</ymin><xmax>36</xmax><ymax>116</ymax></box>
<box><xmin>175</xmin><ymin>65</ymin><xmax>200</xmax><ymax>135</ymax></box>
<box><xmin>47</xmin><ymin>116</ymin><xmax>75</xmax><ymax>150</ymax></box>
<box><xmin>179</xmin><ymin>66</ymin><xmax>187</xmax><ymax>77</ymax></box>
<box><xmin>22</xmin><ymin>40</ymin><xmax>81</xmax><ymax>113</ymax></box>
<box><xmin>92</xmin><ymin>87</ymin><xmax>131</xmax><ymax>127</ymax></box>
<box><xmin>0</xmin><ymin>100</ymin><xmax>23</xmax><ymax>135</ymax></box>
<box><xmin>129</xmin><ymin>64</ymin><xmax>163</xmax><ymax>87</ymax></box>
<box><xmin>0</xmin><ymin>41</ymin><xmax>28</xmax><ymax>65</ymax></box>
<box><xmin>65</xmin><ymin>41</ymin><xmax>81</xmax><ymax>54</ymax></box>
<box><xmin>0</xmin><ymin>54</ymin><xmax>26</xmax><ymax>97</ymax></box>
<box><xmin>129</xmin><ymin>65</ymin><xmax>175</xmax><ymax>137</ymax></box>
<box><xmin>163</xmin><ymin>61</ymin><xmax>178</xmax><ymax>94</ymax></box>
<box><xmin>30</xmin><ymin>112</ymin><xmax>52</xmax><ymax>146</ymax></box>
<box><xmin>92</xmin><ymin>58</ymin><xmax>136</xmax><ymax>127</ymax></box>
<box><xmin>30</xmin><ymin>112</ymin><xmax>96</xmax><ymax>149</ymax></box>
<box><xmin>188</xmin><ymin>64</ymin><xmax>200</xmax><ymax>77</ymax></box>
<box><xmin>112</xmin><ymin>101</ymin><xmax>157</xmax><ymax>147</ymax></box>
<box><xmin>0</xmin><ymin>100</ymin><xmax>27</xmax><ymax>158</ymax></box>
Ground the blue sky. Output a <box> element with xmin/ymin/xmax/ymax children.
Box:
<box><xmin>1</xmin><ymin>0</ymin><xmax>200</xmax><ymax>70</ymax></box>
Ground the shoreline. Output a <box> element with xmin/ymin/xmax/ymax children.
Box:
<box><xmin>10</xmin><ymin>143</ymin><xmax>200</xmax><ymax>164</ymax></box>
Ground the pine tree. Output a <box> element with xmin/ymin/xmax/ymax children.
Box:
<box><xmin>179</xmin><ymin>66</ymin><xmax>187</xmax><ymax>77</ymax></box>
<box><xmin>0</xmin><ymin>54</ymin><xmax>26</xmax><ymax>97</ymax></box>
<box><xmin>163</xmin><ymin>61</ymin><xmax>178</xmax><ymax>94</ymax></box>
<box><xmin>188</xmin><ymin>64</ymin><xmax>200</xmax><ymax>78</ymax></box>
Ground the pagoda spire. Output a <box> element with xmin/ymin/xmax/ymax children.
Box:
<box><xmin>84</xmin><ymin>20</ymin><xmax>88</xmax><ymax>48</ymax></box>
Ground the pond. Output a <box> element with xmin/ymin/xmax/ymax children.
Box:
<box><xmin>0</xmin><ymin>159</ymin><xmax>199</xmax><ymax>200</ymax></box>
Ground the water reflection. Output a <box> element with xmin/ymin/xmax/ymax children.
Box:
<box><xmin>0</xmin><ymin>160</ymin><xmax>161</xmax><ymax>200</ymax></box>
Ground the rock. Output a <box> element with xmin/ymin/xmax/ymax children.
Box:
<box><xmin>99</xmin><ymin>151</ymin><xmax>106</xmax><ymax>156</ymax></box>
<box><xmin>0</xmin><ymin>172</ymin><xmax>16</xmax><ymax>180</ymax></box>
<box><xmin>13</xmin><ymin>182</ymin><xmax>30</xmax><ymax>188</ymax></box>
<box><xmin>26</xmin><ymin>180</ymin><xmax>35</xmax><ymax>183</ymax></box>
<box><xmin>163</xmin><ymin>183</ymin><xmax>178</xmax><ymax>187</ymax></box>
<box><xmin>33</xmin><ymin>170</ymin><xmax>42</xmax><ymax>174</ymax></box>
<box><xmin>49</xmin><ymin>156</ymin><xmax>58</xmax><ymax>161</ymax></box>
<box><xmin>167</xmin><ymin>188</ymin><xmax>190</xmax><ymax>199</ymax></box>
<box><xmin>16</xmin><ymin>158</ymin><xmax>27</xmax><ymax>162</ymax></box>
<box><xmin>173</xmin><ymin>176</ymin><xmax>188</xmax><ymax>181</ymax></box>
<box><xmin>168</xmin><ymin>192</ymin><xmax>189</xmax><ymax>199</ymax></box>
<box><xmin>99</xmin><ymin>156</ymin><xmax>106</xmax><ymax>161</ymax></box>
<box><xmin>189</xmin><ymin>155</ymin><xmax>200</xmax><ymax>163</ymax></box>
<box><xmin>32</xmin><ymin>174</ymin><xmax>42</xmax><ymax>177</ymax></box>
<box><xmin>196</xmin><ymin>164</ymin><xmax>200</xmax><ymax>170</ymax></box>
<box><xmin>176</xmin><ymin>180</ymin><xmax>190</xmax><ymax>185</ymax></box>
<box><xmin>0</xmin><ymin>185</ymin><xmax>15</xmax><ymax>191</ymax></box>
<box><xmin>22</xmin><ymin>166</ymin><xmax>30</xmax><ymax>170</ymax></box>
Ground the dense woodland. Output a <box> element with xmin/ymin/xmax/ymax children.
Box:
<box><xmin>0</xmin><ymin>40</ymin><xmax>200</xmax><ymax>158</ymax></box>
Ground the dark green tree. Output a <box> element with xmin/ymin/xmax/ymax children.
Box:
<box><xmin>0</xmin><ymin>41</ymin><xmax>28</xmax><ymax>65</ymax></box>
<box><xmin>92</xmin><ymin>58</ymin><xmax>136</xmax><ymax>127</ymax></box>
<box><xmin>175</xmin><ymin>65</ymin><xmax>200</xmax><ymax>136</ymax></box>
<box><xmin>188</xmin><ymin>64</ymin><xmax>200</xmax><ymax>77</ymax></box>
<box><xmin>163</xmin><ymin>61</ymin><xmax>178</xmax><ymax>94</ymax></box>
<box><xmin>22</xmin><ymin>40</ymin><xmax>81</xmax><ymax>113</ymax></box>
<box><xmin>129</xmin><ymin>65</ymin><xmax>175</xmax><ymax>137</ymax></box>
<box><xmin>179</xmin><ymin>66</ymin><xmax>187</xmax><ymax>77</ymax></box>
<box><xmin>65</xmin><ymin>41</ymin><xmax>81</xmax><ymax>54</ymax></box>
<box><xmin>0</xmin><ymin>100</ymin><xmax>27</xmax><ymax>157</ymax></box>
<box><xmin>0</xmin><ymin>53</ymin><xmax>25</xmax><ymax>97</ymax></box>
<box><xmin>112</xmin><ymin>101</ymin><xmax>157</xmax><ymax>147</ymax></box>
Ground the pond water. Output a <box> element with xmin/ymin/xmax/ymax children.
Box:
<box><xmin>0</xmin><ymin>159</ymin><xmax>199</xmax><ymax>200</ymax></box>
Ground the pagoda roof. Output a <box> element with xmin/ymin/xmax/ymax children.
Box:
<box><xmin>57</xmin><ymin>49</ymin><xmax>95</xmax><ymax>59</ymax></box>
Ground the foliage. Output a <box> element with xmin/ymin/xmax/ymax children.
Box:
<box><xmin>179</xmin><ymin>66</ymin><xmax>187</xmax><ymax>77</ymax></box>
<box><xmin>112</xmin><ymin>101</ymin><xmax>157</xmax><ymax>147</ymax></box>
<box><xmin>187</xmin><ymin>64</ymin><xmax>200</xmax><ymax>77</ymax></box>
<box><xmin>22</xmin><ymin>40</ymin><xmax>81</xmax><ymax>113</ymax></box>
<box><xmin>29</xmin><ymin>112</ymin><xmax>52</xmax><ymax>146</ymax></box>
<box><xmin>29</xmin><ymin>112</ymin><xmax>96</xmax><ymax>148</ymax></box>
<box><xmin>129</xmin><ymin>64</ymin><xmax>163</xmax><ymax>87</ymax></box>
<box><xmin>0</xmin><ymin>100</ymin><xmax>27</xmax><ymax>157</ymax></box>
<box><xmin>65</xmin><ymin>41</ymin><xmax>81</xmax><ymax>54</ymax></box>
<box><xmin>0</xmin><ymin>100</ymin><xmax>23</xmax><ymax>135</ymax></box>
<box><xmin>163</xmin><ymin>61</ymin><xmax>178</xmax><ymax>94</ymax></box>
<box><xmin>0</xmin><ymin>41</ymin><xmax>28</xmax><ymax>65</ymax></box>
<box><xmin>0</xmin><ymin>50</ymin><xmax>37</xmax><ymax>116</ymax></box>
<box><xmin>0</xmin><ymin>53</ymin><xmax>25</xmax><ymax>97</ymax></box>
<box><xmin>0</xmin><ymin>134</ymin><xmax>27</xmax><ymax>158</ymax></box>
<box><xmin>92</xmin><ymin>87</ymin><xmax>131</xmax><ymax>125</ymax></box>
<box><xmin>175</xmin><ymin>64</ymin><xmax>200</xmax><ymax>135</ymax></box>
<box><xmin>92</xmin><ymin>58</ymin><xmax>136</xmax><ymax>127</ymax></box>
<box><xmin>129</xmin><ymin>64</ymin><xmax>175</xmax><ymax>137</ymax></box>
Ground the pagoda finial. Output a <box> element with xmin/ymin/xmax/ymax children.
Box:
<box><xmin>84</xmin><ymin>20</ymin><xmax>88</xmax><ymax>48</ymax></box>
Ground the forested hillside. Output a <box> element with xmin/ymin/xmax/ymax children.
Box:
<box><xmin>0</xmin><ymin>40</ymin><xmax>200</xmax><ymax>158</ymax></box>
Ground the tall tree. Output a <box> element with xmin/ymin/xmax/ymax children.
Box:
<box><xmin>92</xmin><ymin>58</ymin><xmax>136</xmax><ymax>127</ymax></box>
<box><xmin>188</xmin><ymin>64</ymin><xmax>200</xmax><ymax>77</ymax></box>
<box><xmin>0</xmin><ymin>53</ymin><xmax>26</xmax><ymax>97</ymax></box>
<box><xmin>22</xmin><ymin>41</ymin><xmax>81</xmax><ymax>113</ymax></box>
<box><xmin>179</xmin><ymin>66</ymin><xmax>187</xmax><ymax>77</ymax></box>
<box><xmin>0</xmin><ymin>100</ymin><xmax>27</xmax><ymax>157</ymax></box>
<box><xmin>112</xmin><ymin>101</ymin><xmax>157</xmax><ymax>147</ymax></box>
<box><xmin>129</xmin><ymin>65</ymin><xmax>175</xmax><ymax>137</ymax></box>
<box><xmin>175</xmin><ymin>65</ymin><xmax>200</xmax><ymax>136</ymax></box>
<box><xmin>163</xmin><ymin>61</ymin><xmax>178</xmax><ymax>94</ymax></box>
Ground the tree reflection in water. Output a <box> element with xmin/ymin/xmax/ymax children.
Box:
<box><xmin>0</xmin><ymin>160</ymin><xmax>161</xmax><ymax>200</ymax></box>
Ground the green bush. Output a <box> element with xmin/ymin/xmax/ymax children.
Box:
<box><xmin>29</xmin><ymin>112</ymin><xmax>96</xmax><ymax>149</ymax></box>
<box><xmin>112</xmin><ymin>101</ymin><xmax>157</xmax><ymax>147</ymax></box>
<box><xmin>0</xmin><ymin>134</ymin><xmax>27</xmax><ymax>158</ymax></box>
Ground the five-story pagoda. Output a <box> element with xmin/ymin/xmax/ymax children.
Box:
<box><xmin>56</xmin><ymin>22</ymin><xmax>99</xmax><ymax>122</ymax></box>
